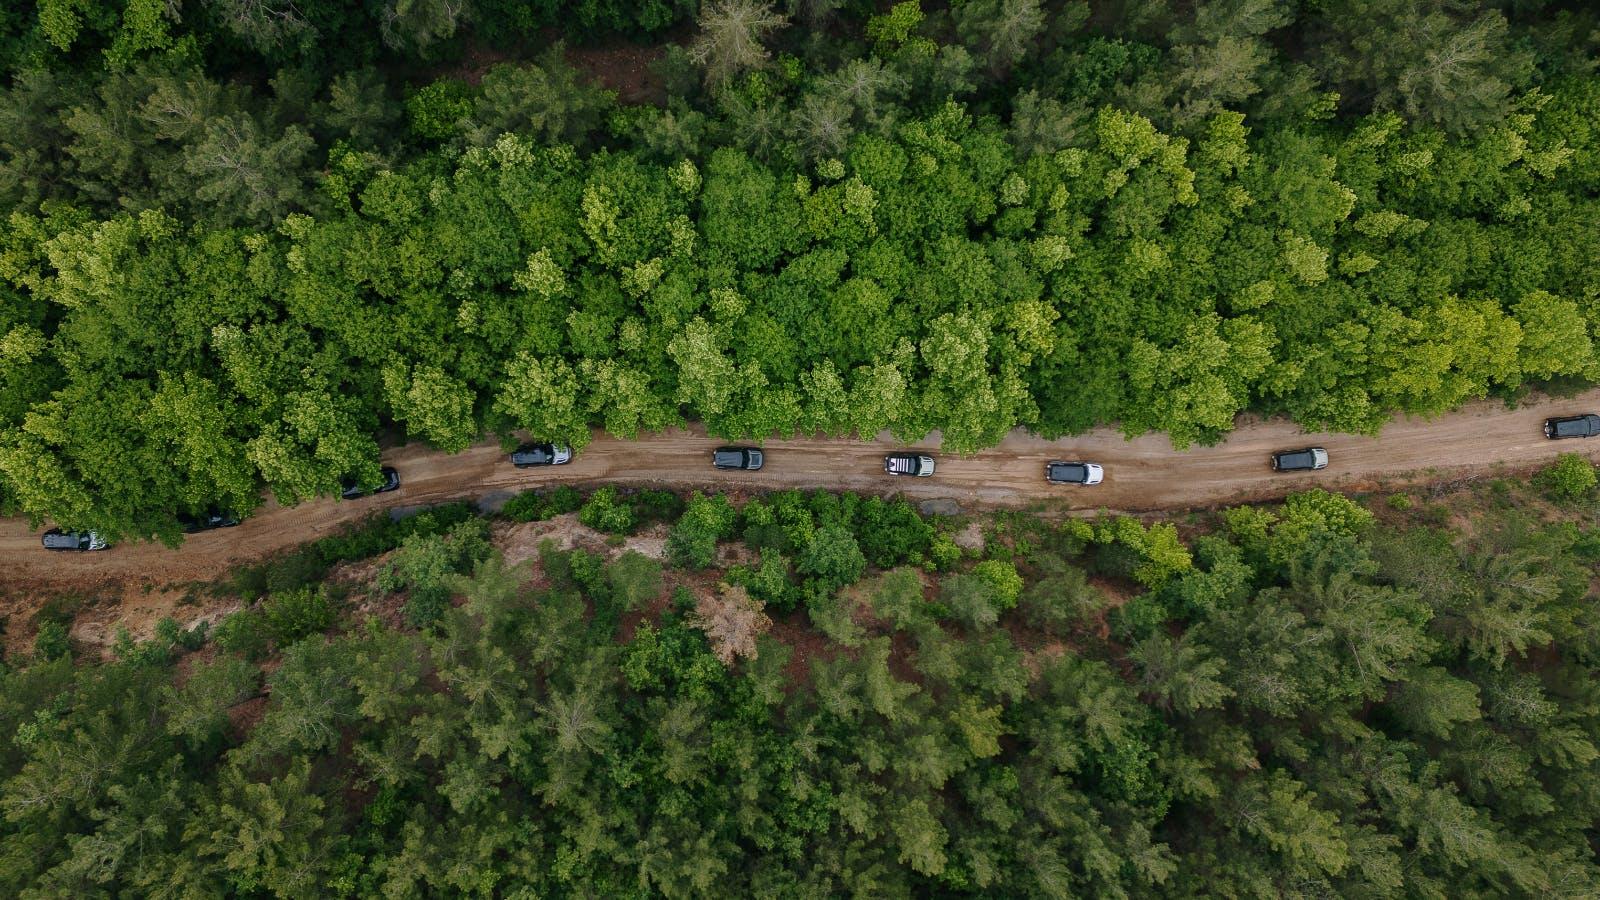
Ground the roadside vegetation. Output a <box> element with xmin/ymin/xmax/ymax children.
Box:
<box><xmin>1</xmin><ymin>2</ymin><xmax>1598</xmax><ymax>539</ymax></box>
<box><xmin>5</xmin><ymin>476</ymin><xmax>1600</xmax><ymax>895</ymax></box>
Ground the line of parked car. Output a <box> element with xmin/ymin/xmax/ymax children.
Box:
<box><xmin>39</xmin><ymin>415</ymin><xmax>1600</xmax><ymax>551</ymax></box>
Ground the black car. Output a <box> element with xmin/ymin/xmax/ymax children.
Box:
<box><xmin>713</xmin><ymin>446</ymin><xmax>764</xmax><ymax>470</ymax></box>
<box><xmin>1271</xmin><ymin>447</ymin><xmax>1329</xmax><ymax>472</ymax></box>
<box><xmin>178</xmin><ymin>509</ymin><xmax>240</xmax><ymax>533</ymax></box>
<box><xmin>511</xmin><ymin>443</ymin><xmax>573</xmax><ymax>467</ymax></box>
<box><xmin>41</xmin><ymin>528</ymin><xmax>108</xmax><ymax>551</ymax></box>
<box><xmin>341</xmin><ymin>466</ymin><xmax>401</xmax><ymax>499</ymax></box>
<box><xmin>1544</xmin><ymin>414</ymin><xmax>1600</xmax><ymax>439</ymax></box>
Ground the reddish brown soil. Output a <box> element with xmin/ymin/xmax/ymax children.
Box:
<box><xmin>565</xmin><ymin>40</ymin><xmax>670</xmax><ymax>104</ymax></box>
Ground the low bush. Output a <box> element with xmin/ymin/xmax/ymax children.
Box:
<box><xmin>972</xmin><ymin>559</ymin><xmax>1023</xmax><ymax>611</ymax></box>
<box><xmin>32</xmin><ymin>620</ymin><xmax>70</xmax><ymax>661</ymax></box>
<box><xmin>378</xmin><ymin>519</ymin><xmax>493</xmax><ymax>627</ymax></box>
<box><xmin>1536</xmin><ymin>453</ymin><xmax>1598</xmax><ymax>502</ymax></box>
<box><xmin>669</xmin><ymin>493</ymin><xmax>737</xmax><ymax>569</ymax></box>
<box><xmin>261</xmin><ymin>587</ymin><xmax>337</xmax><ymax>646</ymax></box>
<box><xmin>230</xmin><ymin>503</ymin><xmax>480</xmax><ymax>597</ymax></box>
<box><xmin>212</xmin><ymin>609</ymin><xmax>269</xmax><ymax>660</ymax></box>
<box><xmin>579</xmin><ymin>487</ymin><xmax>636</xmax><ymax>534</ymax></box>
<box><xmin>503</xmin><ymin>485</ymin><xmax>584</xmax><ymax>522</ymax></box>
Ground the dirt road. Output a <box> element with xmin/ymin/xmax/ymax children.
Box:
<box><xmin>5</xmin><ymin>390</ymin><xmax>1600</xmax><ymax>589</ymax></box>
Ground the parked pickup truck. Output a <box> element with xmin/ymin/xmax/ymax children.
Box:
<box><xmin>341</xmin><ymin>466</ymin><xmax>401</xmax><ymax>499</ymax></box>
<box><xmin>1271</xmin><ymin>447</ymin><xmax>1329</xmax><ymax>472</ymax></box>
<box><xmin>42</xmin><ymin>528</ymin><xmax>108</xmax><ymax>551</ymax></box>
<box><xmin>713</xmin><ymin>447</ymin><xmax>764</xmax><ymax>470</ymax></box>
<box><xmin>178</xmin><ymin>509</ymin><xmax>240</xmax><ymax>533</ymax></box>
<box><xmin>511</xmin><ymin>443</ymin><xmax>573</xmax><ymax>467</ymax></box>
<box><xmin>1544</xmin><ymin>414</ymin><xmax>1600</xmax><ymax>439</ymax></box>
<box><xmin>885</xmin><ymin>453</ymin><xmax>936</xmax><ymax>477</ymax></box>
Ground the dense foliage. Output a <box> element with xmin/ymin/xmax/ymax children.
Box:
<box><xmin>0</xmin><ymin>3</ymin><xmax>1596</xmax><ymax>538</ymax></box>
<box><xmin>4</xmin><ymin>486</ymin><xmax>1600</xmax><ymax>895</ymax></box>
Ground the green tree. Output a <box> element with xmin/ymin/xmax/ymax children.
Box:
<box><xmin>493</xmin><ymin>353</ymin><xmax>590</xmax><ymax>450</ymax></box>
<box><xmin>384</xmin><ymin>363</ymin><xmax>478</xmax><ymax>453</ymax></box>
<box><xmin>609</xmin><ymin>550</ymin><xmax>664</xmax><ymax>611</ymax></box>
<box><xmin>798</xmin><ymin>524</ymin><xmax>865</xmax><ymax>589</ymax></box>
<box><xmin>668</xmin><ymin>492</ymin><xmax>737</xmax><ymax>568</ymax></box>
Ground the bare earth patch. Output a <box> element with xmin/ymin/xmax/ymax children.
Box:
<box><xmin>496</xmin><ymin>514</ymin><xmax>613</xmax><ymax>566</ymax></box>
<box><xmin>565</xmin><ymin>37</ymin><xmax>674</xmax><ymax>104</ymax></box>
<box><xmin>952</xmin><ymin>521</ymin><xmax>986</xmax><ymax>552</ymax></box>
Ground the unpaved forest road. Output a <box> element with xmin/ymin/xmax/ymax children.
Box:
<box><xmin>5</xmin><ymin>389</ymin><xmax>1600</xmax><ymax>589</ymax></box>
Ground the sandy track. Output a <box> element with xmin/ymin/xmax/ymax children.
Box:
<box><xmin>4</xmin><ymin>389</ymin><xmax>1600</xmax><ymax>589</ymax></box>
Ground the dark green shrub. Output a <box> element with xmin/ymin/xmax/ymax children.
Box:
<box><xmin>112</xmin><ymin>626</ymin><xmax>172</xmax><ymax>667</ymax></box>
<box><xmin>32</xmin><ymin>620</ymin><xmax>70</xmax><ymax>661</ymax></box>
<box><xmin>798</xmin><ymin>525</ymin><xmax>866</xmax><ymax>590</ymax></box>
<box><xmin>630</xmin><ymin>489</ymin><xmax>684</xmax><ymax>525</ymax></box>
<box><xmin>503</xmin><ymin>485</ymin><xmax>586</xmax><ymax>522</ymax></box>
<box><xmin>377</xmin><ymin>519</ymin><xmax>493</xmax><ymax>628</ymax></box>
<box><xmin>545</xmin><ymin>485</ymin><xmax>585</xmax><ymax>515</ymax></box>
<box><xmin>229</xmin><ymin>504</ymin><xmax>480</xmax><ymax>598</ymax></box>
<box><xmin>153</xmin><ymin>617</ymin><xmax>208</xmax><ymax>654</ymax></box>
<box><xmin>213</xmin><ymin>609</ymin><xmax>269</xmax><ymax>660</ymax></box>
<box><xmin>1108</xmin><ymin>594</ymin><xmax>1171</xmax><ymax>642</ymax></box>
<box><xmin>668</xmin><ymin>492</ymin><xmax>737</xmax><ymax>568</ymax></box>
<box><xmin>744</xmin><ymin>551</ymin><xmax>797</xmax><ymax>613</ymax></box>
<box><xmin>261</xmin><ymin>587</ymin><xmax>336</xmax><ymax>646</ymax></box>
<box><xmin>502</xmin><ymin>490</ymin><xmax>546</xmax><ymax>522</ymax></box>
<box><xmin>855</xmin><ymin>497</ymin><xmax>934</xmax><ymax>567</ymax></box>
<box><xmin>405</xmin><ymin>79</ymin><xmax>474</xmax><ymax>140</ymax></box>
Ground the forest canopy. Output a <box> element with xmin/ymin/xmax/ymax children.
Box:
<box><xmin>4</xmin><ymin>483</ymin><xmax>1600</xmax><ymax>896</ymax></box>
<box><xmin>0</xmin><ymin>2</ymin><xmax>1597</xmax><ymax>538</ymax></box>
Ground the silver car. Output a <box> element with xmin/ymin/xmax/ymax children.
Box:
<box><xmin>885</xmin><ymin>453</ymin><xmax>936</xmax><ymax>477</ymax></box>
<box><xmin>1046</xmin><ymin>461</ymin><xmax>1104</xmax><ymax>485</ymax></box>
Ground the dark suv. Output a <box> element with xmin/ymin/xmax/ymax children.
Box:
<box><xmin>341</xmin><ymin>466</ymin><xmax>400</xmax><ymax>499</ymax></box>
<box><xmin>713</xmin><ymin>447</ymin><xmax>764</xmax><ymax>470</ymax></box>
<box><xmin>885</xmin><ymin>453</ymin><xmax>936</xmax><ymax>477</ymax></box>
<box><xmin>42</xmin><ymin>528</ymin><xmax>108</xmax><ymax>551</ymax></box>
<box><xmin>1544</xmin><ymin>414</ymin><xmax>1600</xmax><ymax>439</ymax></box>
<box><xmin>1271</xmin><ymin>448</ymin><xmax>1329</xmax><ymax>472</ymax></box>
<box><xmin>178</xmin><ymin>509</ymin><xmax>240</xmax><ymax>533</ymax></box>
<box><xmin>511</xmin><ymin>443</ymin><xmax>573</xmax><ymax>467</ymax></box>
